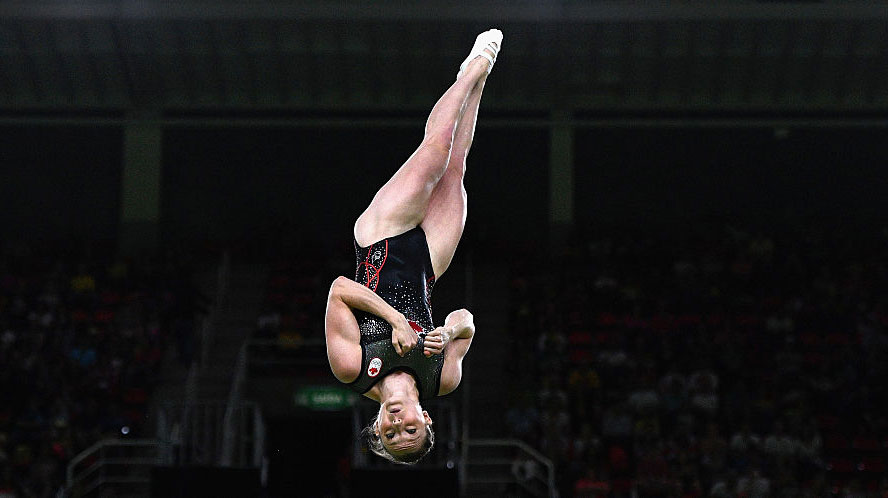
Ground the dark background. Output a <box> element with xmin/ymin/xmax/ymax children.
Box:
<box><xmin>2</xmin><ymin>124</ymin><xmax>884</xmax><ymax>243</ymax></box>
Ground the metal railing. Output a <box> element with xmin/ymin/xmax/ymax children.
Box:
<box><xmin>158</xmin><ymin>400</ymin><xmax>225</xmax><ymax>466</ymax></box>
<box><xmin>465</xmin><ymin>438</ymin><xmax>557</xmax><ymax>498</ymax></box>
<box><xmin>66</xmin><ymin>439</ymin><xmax>162</xmax><ymax>497</ymax></box>
<box><xmin>65</xmin><ymin>402</ymin><xmax>264</xmax><ymax>496</ymax></box>
<box><xmin>220</xmin><ymin>341</ymin><xmax>267</xmax><ymax>467</ymax></box>
<box><xmin>200</xmin><ymin>250</ymin><xmax>230</xmax><ymax>369</ymax></box>
<box><xmin>220</xmin><ymin>342</ymin><xmax>247</xmax><ymax>466</ymax></box>
<box><xmin>219</xmin><ymin>401</ymin><xmax>265</xmax><ymax>469</ymax></box>
<box><xmin>156</xmin><ymin>400</ymin><xmax>264</xmax><ymax>468</ymax></box>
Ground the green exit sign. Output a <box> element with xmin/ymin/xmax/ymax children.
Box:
<box><xmin>294</xmin><ymin>386</ymin><xmax>357</xmax><ymax>411</ymax></box>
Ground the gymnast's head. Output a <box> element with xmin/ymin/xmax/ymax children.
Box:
<box><xmin>363</xmin><ymin>387</ymin><xmax>435</xmax><ymax>464</ymax></box>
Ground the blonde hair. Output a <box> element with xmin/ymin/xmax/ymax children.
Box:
<box><xmin>362</xmin><ymin>412</ymin><xmax>435</xmax><ymax>465</ymax></box>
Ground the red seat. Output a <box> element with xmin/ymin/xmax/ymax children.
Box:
<box><xmin>267</xmin><ymin>292</ymin><xmax>286</xmax><ymax>304</ymax></box>
<box><xmin>623</xmin><ymin>315</ymin><xmax>648</xmax><ymax>329</ymax></box>
<box><xmin>851</xmin><ymin>436</ymin><xmax>881</xmax><ymax>452</ymax></box>
<box><xmin>269</xmin><ymin>275</ymin><xmax>290</xmax><ymax>289</ymax></box>
<box><xmin>292</xmin><ymin>292</ymin><xmax>313</xmax><ymax>305</ymax></box>
<box><xmin>124</xmin><ymin>408</ymin><xmax>144</xmax><ymax>424</ymax></box>
<box><xmin>100</xmin><ymin>291</ymin><xmax>121</xmax><ymax>305</ymax></box>
<box><xmin>677</xmin><ymin>314</ymin><xmax>702</xmax><ymax>325</ymax></box>
<box><xmin>94</xmin><ymin>309</ymin><xmax>114</xmax><ymax>323</ymax></box>
<box><xmin>123</xmin><ymin>387</ymin><xmax>148</xmax><ymax>405</ymax></box>
<box><xmin>825</xmin><ymin>332</ymin><xmax>850</xmax><ymax>345</ymax></box>
<box><xmin>597</xmin><ymin>312</ymin><xmax>618</xmax><ymax>326</ymax></box>
<box><xmin>858</xmin><ymin>457</ymin><xmax>886</xmax><ymax>473</ymax></box>
<box><xmin>570</xmin><ymin>350</ymin><xmax>594</xmax><ymax>364</ymax></box>
<box><xmin>568</xmin><ymin>331</ymin><xmax>593</xmax><ymax>345</ymax></box>
<box><xmin>799</xmin><ymin>332</ymin><xmax>820</xmax><ymax>347</ymax></box>
<box><xmin>826</xmin><ymin>458</ymin><xmax>854</xmax><ymax>473</ymax></box>
<box><xmin>816</xmin><ymin>414</ymin><xmax>840</xmax><ymax>431</ymax></box>
<box><xmin>804</xmin><ymin>352</ymin><xmax>826</xmax><ymax>366</ymax></box>
<box><xmin>71</xmin><ymin>309</ymin><xmax>91</xmax><ymax>323</ymax></box>
<box><xmin>650</xmin><ymin>314</ymin><xmax>676</xmax><ymax>331</ymax></box>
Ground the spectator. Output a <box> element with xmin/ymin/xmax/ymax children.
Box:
<box><xmin>601</xmin><ymin>403</ymin><xmax>633</xmax><ymax>441</ymax></box>
<box><xmin>736</xmin><ymin>468</ymin><xmax>770</xmax><ymax>498</ymax></box>
<box><xmin>0</xmin><ymin>243</ymin><xmax>194</xmax><ymax>496</ymax></box>
<box><xmin>699</xmin><ymin>422</ymin><xmax>728</xmax><ymax>475</ymax></box>
<box><xmin>688</xmin><ymin>367</ymin><xmax>719</xmax><ymax>416</ymax></box>
<box><xmin>506</xmin><ymin>223</ymin><xmax>888</xmax><ymax>497</ymax></box>
<box><xmin>763</xmin><ymin>421</ymin><xmax>796</xmax><ymax>463</ymax></box>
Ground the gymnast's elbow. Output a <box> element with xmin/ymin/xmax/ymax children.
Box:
<box><xmin>329</xmin><ymin>276</ymin><xmax>351</xmax><ymax>299</ymax></box>
<box><xmin>452</xmin><ymin>309</ymin><xmax>475</xmax><ymax>337</ymax></box>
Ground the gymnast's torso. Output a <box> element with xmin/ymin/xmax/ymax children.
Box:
<box><xmin>348</xmin><ymin>226</ymin><xmax>444</xmax><ymax>400</ymax></box>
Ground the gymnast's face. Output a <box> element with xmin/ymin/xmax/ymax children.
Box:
<box><xmin>376</xmin><ymin>397</ymin><xmax>432</xmax><ymax>457</ymax></box>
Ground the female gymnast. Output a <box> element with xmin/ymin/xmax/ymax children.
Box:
<box><xmin>324</xmin><ymin>29</ymin><xmax>502</xmax><ymax>464</ymax></box>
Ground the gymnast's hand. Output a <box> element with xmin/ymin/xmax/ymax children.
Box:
<box><xmin>391</xmin><ymin>314</ymin><xmax>418</xmax><ymax>356</ymax></box>
<box><xmin>423</xmin><ymin>326</ymin><xmax>453</xmax><ymax>357</ymax></box>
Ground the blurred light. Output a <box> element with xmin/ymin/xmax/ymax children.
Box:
<box><xmin>446</xmin><ymin>460</ymin><xmax>454</xmax><ymax>469</ymax></box>
<box><xmin>121</xmin><ymin>426</ymin><xmax>130</xmax><ymax>435</ymax></box>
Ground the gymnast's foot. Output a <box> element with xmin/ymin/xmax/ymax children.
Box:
<box><xmin>457</xmin><ymin>28</ymin><xmax>503</xmax><ymax>80</ymax></box>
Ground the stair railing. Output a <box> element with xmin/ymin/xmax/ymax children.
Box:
<box><xmin>65</xmin><ymin>438</ymin><xmax>161</xmax><ymax>497</ymax></box>
<box><xmin>465</xmin><ymin>438</ymin><xmax>557</xmax><ymax>498</ymax></box>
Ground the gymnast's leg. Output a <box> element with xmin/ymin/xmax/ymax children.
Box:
<box><xmin>421</xmin><ymin>70</ymin><xmax>488</xmax><ymax>278</ymax></box>
<box><xmin>354</xmin><ymin>30</ymin><xmax>502</xmax><ymax>250</ymax></box>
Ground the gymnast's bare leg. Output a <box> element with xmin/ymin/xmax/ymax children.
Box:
<box><xmin>421</xmin><ymin>65</ymin><xmax>488</xmax><ymax>277</ymax></box>
<box><xmin>354</xmin><ymin>32</ymin><xmax>500</xmax><ymax>279</ymax></box>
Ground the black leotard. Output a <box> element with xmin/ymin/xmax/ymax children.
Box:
<box><xmin>348</xmin><ymin>226</ymin><xmax>444</xmax><ymax>400</ymax></box>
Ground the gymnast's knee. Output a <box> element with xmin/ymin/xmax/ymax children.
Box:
<box><xmin>422</xmin><ymin>125</ymin><xmax>456</xmax><ymax>157</ymax></box>
<box><xmin>413</xmin><ymin>141</ymin><xmax>453</xmax><ymax>184</ymax></box>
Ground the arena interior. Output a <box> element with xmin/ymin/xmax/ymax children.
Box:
<box><xmin>1</xmin><ymin>1</ymin><xmax>888</xmax><ymax>497</ymax></box>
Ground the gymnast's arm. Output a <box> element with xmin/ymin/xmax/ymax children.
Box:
<box><xmin>325</xmin><ymin>277</ymin><xmax>416</xmax><ymax>380</ymax></box>
<box><xmin>433</xmin><ymin>309</ymin><xmax>475</xmax><ymax>395</ymax></box>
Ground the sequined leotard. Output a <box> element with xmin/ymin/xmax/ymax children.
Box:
<box><xmin>348</xmin><ymin>226</ymin><xmax>444</xmax><ymax>400</ymax></box>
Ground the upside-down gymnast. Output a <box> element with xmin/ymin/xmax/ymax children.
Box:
<box><xmin>324</xmin><ymin>29</ymin><xmax>502</xmax><ymax>464</ymax></box>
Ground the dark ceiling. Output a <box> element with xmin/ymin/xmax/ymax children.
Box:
<box><xmin>2</xmin><ymin>0</ymin><xmax>888</xmax><ymax>113</ymax></box>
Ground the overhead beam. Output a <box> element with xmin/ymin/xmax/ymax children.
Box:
<box><xmin>3</xmin><ymin>1</ymin><xmax>888</xmax><ymax>22</ymax></box>
<box><xmin>2</xmin><ymin>114</ymin><xmax>888</xmax><ymax>129</ymax></box>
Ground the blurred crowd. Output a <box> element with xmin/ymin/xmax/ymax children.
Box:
<box><xmin>506</xmin><ymin>224</ymin><xmax>888</xmax><ymax>498</ymax></box>
<box><xmin>8</xmin><ymin>217</ymin><xmax>887</xmax><ymax>498</ymax></box>
<box><xmin>254</xmin><ymin>255</ymin><xmax>328</xmax><ymax>346</ymax></box>
<box><xmin>0</xmin><ymin>241</ymin><xmax>202</xmax><ymax>498</ymax></box>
